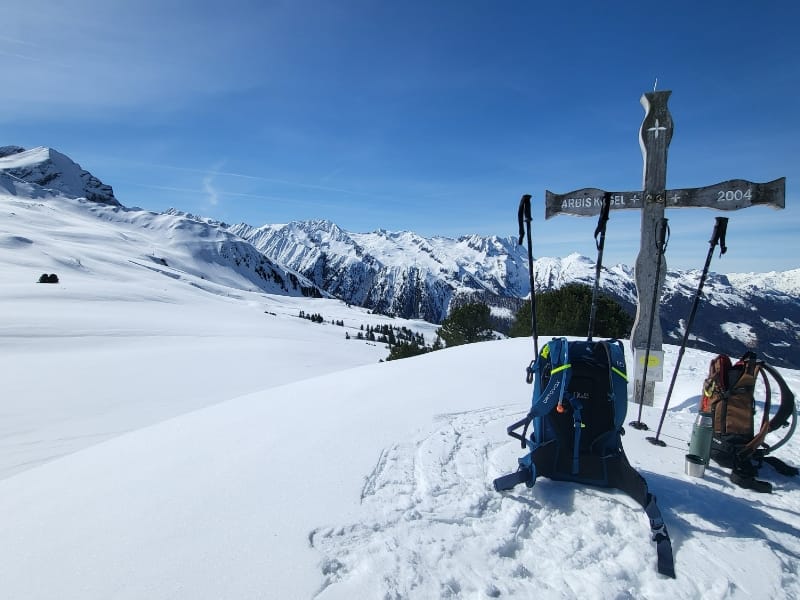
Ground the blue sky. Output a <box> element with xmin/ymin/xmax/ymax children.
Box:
<box><xmin>3</xmin><ymin>0</ymin><xmax>798</xmax><ymax>273</ymax></box>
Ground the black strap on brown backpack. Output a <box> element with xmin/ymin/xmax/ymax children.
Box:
<box><xmin>735</xmin><ymin>358</ymin><xmax>796</xmax><ymax>461</ymax></box>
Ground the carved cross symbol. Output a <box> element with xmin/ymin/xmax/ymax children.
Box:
<box><xmin>648</xmin><ymin>118</ymin><xmax>667</xmax><ymax>139</ymax></box>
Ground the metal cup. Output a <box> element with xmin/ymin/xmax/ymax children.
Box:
<box><xmin>685</xmin><ymin>454</ymin><xmax>705</xmax><ymax>478</ymax></box>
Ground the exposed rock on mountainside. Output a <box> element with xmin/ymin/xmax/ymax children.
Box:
<box><xmin>0</xmin><ymin>146</ymin><xmax>119</xmax><ymax>205</ymax></box>
<box><xmin>232</xmin><ymin>221</ymin><xmax>800</xmax><ymax>368</ymax></box>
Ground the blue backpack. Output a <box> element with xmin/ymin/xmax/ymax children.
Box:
<box><xmin>493</xmin><ymin>337</ymin><xmax>675</xmax><ymax>578</ymax></box>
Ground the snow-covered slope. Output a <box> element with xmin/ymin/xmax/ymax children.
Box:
<box><xmin>0</xmin><ymin>305</ymin><xmax>798</xmax><ymax>598</ymax></box>
<box><xmin>0</xmin><ymin>192</ymin><xmax>325</xmax><ymax>299</ymax></box>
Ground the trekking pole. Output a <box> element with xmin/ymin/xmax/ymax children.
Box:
<box><xmin>629</xmin><ymin>217</ymin><xmax>670</xmax><ymax>431</ymax></box>
<box><xmin>587</xmin><ymin>193</ymin><xmax>612</xmax><ymax>341</ymax></box>
<box><xmin>517</xmin><ymin>194</ymin><xmax>538</xmax><ymax>358</ymax></box>
<box><xmin>647</xmin><ymin>217</ymin><xmax>728</xmax><ymax>446</ymax></box>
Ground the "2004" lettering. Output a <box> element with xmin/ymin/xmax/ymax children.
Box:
<box><xmin>717</xmin><ymin>189</ymin><xmax>752</xmax><ymax>202</ymax></box>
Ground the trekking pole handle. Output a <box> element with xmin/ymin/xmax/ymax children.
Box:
<box><xmin>594</xmin><ymin>193</ymin><xmax>611</xmax><ymax>249</ymax></box>
<box><xmin>600</xmin><ymin>192</ymin><xmax>612</xmax><ymax>221</ymax></box>
<box><xmin>711</xmin><ymin>217</ymin><xmax>728</xmax><ymax>256</ymax></box>
<box><xmin>517</xmin><ymin>194</ymin><xmax>532</xmax><ymax>245</ymax></box>
<box><xmin>655</xmin><ymin>218</ymin><xmax>670</xmax><ymax>253</ymax></box>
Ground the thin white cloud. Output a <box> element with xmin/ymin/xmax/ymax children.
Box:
<box><xmin>0</xmin><ymin>49</ymin><xmax>45</xmax><ymax>62</ymax></box>
<box><xmin>99</xmin><ymin>156</ymin><xmax>381</xmax><ymax>198</ymax></box>
<box><xmin>116</xmin><ymin>181</ymin><xmax>348</xmax><ymax>211</ymax></box>
<box><xmin>202</xmin><ymin>176</ymin><xmax>219</xmax><ymax>207</ymax></box>
<box><xmin>0</xmin><ymin>34</ymin><xmax>37</xmax><ymax>47</ymax></box>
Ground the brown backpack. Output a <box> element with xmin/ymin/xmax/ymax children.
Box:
<box><xmin>700</xmin><ymin>352</ymin><xmax>797</xmax><ymax>488</ymax></box>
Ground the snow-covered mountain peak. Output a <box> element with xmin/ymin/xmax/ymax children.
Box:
<box><xmin>727</xmin><ymin>268</ymin><xmax>800</xmax><ymax>298</ymax></box>
<box><xmin>0</xmin><ymin>146</ymin><xmax>118</xmax><ymax>205</ymax></box>
<box><xmin>163</xmin><ymin>207</ymin><xmax>231</xmax><ymax>229</ymax></box>
<box><xmin>457</xmin><ymin>233</ymin><xmax>518</xmax><ymax>256</ymax></box>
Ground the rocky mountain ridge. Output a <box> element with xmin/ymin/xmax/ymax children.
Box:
<box><xmin>0</xmin><ymin>146</ymin><xmax>119</xmax><ymax>205</ymax></box>
<box><xmin>231</xmin><ymin>220</ymin><xmax>800</xmax><ymax>368</ymax></box>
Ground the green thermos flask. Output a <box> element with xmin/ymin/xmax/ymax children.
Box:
<box><xmin>688</xmin><ymin>412</ymin><xmax>714</xmax><ymax>465</ymax></box>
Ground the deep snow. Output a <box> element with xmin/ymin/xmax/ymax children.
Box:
<box><xmin>1</xmin><ymin>192</ymin><xmax>799</xmax><ymax>599</ymax></box>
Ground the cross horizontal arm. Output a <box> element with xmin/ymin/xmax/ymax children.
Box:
<box><xmin>545</xmin><ymin>177</ymin><xmax>785</xmax><ymax>219</ymax></box>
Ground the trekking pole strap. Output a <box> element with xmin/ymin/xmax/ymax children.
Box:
<box><xmin>517</xmin><ymin>194</ymin><xmax>531</xmax><ymax>245</ymax></box>
<box><xmin>593</xmin><ymin>192</ymin><xmax>611</xmax><ymax>248</ymax></box>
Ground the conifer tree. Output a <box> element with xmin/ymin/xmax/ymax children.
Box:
<box><xmin>432</xmin><ymin>335</ymin><xmax>444</xmax><ymax>351</ymax></box>
<box><xmin>509</xmin><ymin>283</ymin><xmax>632</xmax><ymax>339</ymax></box>
<box><xmin>437</xmin><ymin>303</ymin><xmax>494</xmax><ymax>347</ymax></box>
<box><xmin>386</xmin><ymin>341</ymin><xmax>428</xmax><ymax>361</ymax></box>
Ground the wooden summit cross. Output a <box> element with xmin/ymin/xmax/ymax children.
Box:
<box><xmin>545</xmin><ymin>90</ymin><xmax>785</xmax><ymax>407</ymax></box>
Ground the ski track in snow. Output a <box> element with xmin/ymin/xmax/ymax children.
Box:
<box><xmin>309</xmin><ymin>402</ymin><xmax>800</xmax><ymax>600</ymax></box>
<box><xmin>310</xmin><ymin>407</ymin><xmax>656</xmax><ymax>599</ymax></box>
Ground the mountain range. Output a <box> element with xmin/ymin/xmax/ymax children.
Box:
<box><xmin>230</xmin><ymin>220</ymin><xmax>800</xmax><ymax>368</ymax></box>
<box><xmin>2</xmin><ymin>146</ymin><xmax>798</xmax><ymax>368</ymax></box>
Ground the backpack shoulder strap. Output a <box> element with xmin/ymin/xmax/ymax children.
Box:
<box><xmin>762</xmin><ymin>362</ymin><xmax>796</xmax><ymax>433</ymax></box>
<box><xmin>759</xmin><ymin>362</ymin><xmax>797</xmax><ymax>456</ymax></box>
<box><xmin>504</xmin><ymin>338</ymin><xmax>571</xmax><ymax>448</ymax></box>
<box><xmin>601</xmin><ymin>339</ymin><xmax>629</xmax><ymax>430</ymax></box>
<box><xmin>530</xmin><ymin>337</ymin><xmax>572</xmax><ymax>418</ymax></box>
